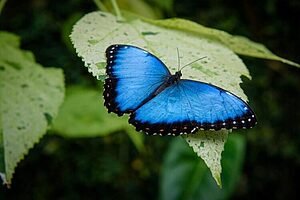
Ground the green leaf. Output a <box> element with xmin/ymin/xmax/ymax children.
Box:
<box><xmin>70</xmin><ymin>11</ymin><xmax>251</xmax><ymax>185</ymax></box>
<box><xmin>0</xmin><ymin>31</ymin><xmax>20</xmax><ymax>47</ymax></box>
<box><xmin>183</xmin><ymin>131</ymin><xmax>228</xmax><ymax>187</ymax></box>
<box><xmin>143</xmin><ymin>18</ymin><xmax>300</xmax><ymax>68</ymax></box>
<box><xmin>52</xmin><ymin>86</ymin><xmax>144</xmax><ymax>151</ymax></box>
<box><xmin>125</xmin><ymin>127</ymin><xmax>145</xmax><ymax>152</ymax></box>
<box><xmin>0</xmin><ymin>32</ymin><xmax>65</xmax><ymax>185</ymax></box>
<box><xmin>62</xmin><ymin>13</ymin><xmax>84</xmax><ymax>52</ymax></box>
<box><xmin>71</xmin><ymin>11</ymin><xmax>250</xmax><ymax>98</ymax></box>
<box><xmin>153</xmin><ymin>0</ymin><xmax>174</xmax><ymax>12</ymax></box>
<box><xmin>104</xmin><ymin>0</ymin><xmax>161</xmax><ymax>19</ymax></box>
<box><xmin>160</xmin><ymin>134</ymin><xmax>245</xmax><ymax>200</ymax></box>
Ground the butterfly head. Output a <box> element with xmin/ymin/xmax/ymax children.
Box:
<box><xmin>169</xmin><ymin>71</ymin><xmax>182</xmax><ymax>84</ymax></box>
<box><xmin>167</xmin><ymin>71</ymin><xmax>182</xmax><ymax>85</ymax></box>
<box><xmin>174</xmin><ymin>71</ymin><xmax>182</xmax><ymax>80</ymax></box>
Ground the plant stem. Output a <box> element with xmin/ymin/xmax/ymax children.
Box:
<box><xmin>111</xmin><ymin>0</ymin><xmax>123</xmax><ymax>20</ymax></box>
<box><xmin>93</xmin><ymin>0</ymin><xmax>108</xmax><ymax>12</ymax></box>
<box><xmin>0</xmin><ymin>0</ymin><xmax>7</xmax><ymax>16</ymax></box>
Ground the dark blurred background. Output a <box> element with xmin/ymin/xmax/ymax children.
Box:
<box><xmin>1</xmin><ymin>0</ymin><xmax>300</xmax><ymax>199</ymax></box>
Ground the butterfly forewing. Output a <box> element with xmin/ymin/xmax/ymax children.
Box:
<box><xmin>104</xmin><ymin>44</ymin><xmax>171</xmax><ymax>116</ymax></box>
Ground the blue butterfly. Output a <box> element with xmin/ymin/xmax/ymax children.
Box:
<box><xmin>104</xmin><ymin>44</ymin><xmax>257</xmax><ymax>136</ymax></box>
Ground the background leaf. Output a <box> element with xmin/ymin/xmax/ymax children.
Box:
<box><xmin>52</xmin><ymin>86</ymin><xmax>144</xmax><ymax>151</ymax></box>
<box><xmin>70</xmin><ymin>11</ymin><xmax>252</xmax><ymax>185</ymax></box>
<box><xmin>0</xmin><ymin>32</ymin><xmax>65</xmax><ymax>184</ymax></box>
<box><xmin>160</xmin><ymin>134</ymin><xmax>245</xmax><ymax>200</ymax></box>
<box><xmin>152</xmin><ymin>0</ymin><xmax>174</xmax><ymax>12</ymax></box>
<box><xmin>144</xmin><ymin>18</ymin><xmax>299</xmax><ymax>68</ymax></box>
<box><xmin>102</xmin><ymin>0</ymin><xmax>161</xmax><ymax>19</ymax></box>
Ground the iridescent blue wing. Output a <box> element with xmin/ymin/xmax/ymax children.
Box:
<box><xmin>104</xmin><ymin>44</ymin><xmax>171</xmax><ymax>116</ymax></box>
<box><xmin>129</xmin><ymin>79</ymin><xmax>257</xmax><ymax>136</ymax></box>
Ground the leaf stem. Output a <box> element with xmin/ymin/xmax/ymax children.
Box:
<box><xmin>93</xmin><ymin>0</ymin><xmax>109</xmax><ymax>12</ymax></box>
<box><xmin>0</xmin><ymin>0</ymin><xmax>7</xmax><ymax>16</ymax></box>
<box><xmin>111</xmin><ymin>0</ymin><xmax>123</xmax><ymax>20</ymax></box>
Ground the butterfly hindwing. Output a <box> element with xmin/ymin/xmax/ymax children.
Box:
<box><xmin>129</xmin><ymin>79</ymin><xmax>256</xmax><ymax>135</ymax></box>
<box><xmin>104</xmin><ymin>45</ymin><xmax>171</xmax><ymax>115</ymax></box>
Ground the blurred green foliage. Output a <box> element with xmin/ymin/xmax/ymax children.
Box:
<box><xmin>160</xmin><ymin>135</ymin><xmax>245</xmax><ymax>200</ymax></box>
<box><xmin>52</xmin><ymin>86</ymin><xmax>130</xmax><ymax>138</ymax></box>
<box><xmin>0</xmin><ymin>0</ymin><xmax>300</xmax><ymax>200</ymax></box>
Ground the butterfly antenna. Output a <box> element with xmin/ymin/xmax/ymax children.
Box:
<box><xmin>180</xmin><ymin>56</ymin><xmax>207</xmax><ymax>71</ymax></box>
<box><xmin>176</xmin><ymin>47</ymin><xmax>180</xmax><ymax>71</ymax></box>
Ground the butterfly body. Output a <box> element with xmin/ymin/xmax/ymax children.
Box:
<box><xmin>104</xmin><ymin>44</ymin><xmax>257</xmax><ymax>136</ymax></box>
<box><xmin>142</xmin><ymin>71</ymin><xmax>182</xmax><ymax>104</ymax></box>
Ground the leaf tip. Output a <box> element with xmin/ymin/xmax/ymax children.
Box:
<box><xmin>213</xmin><ymin>173</ymin><xmax>222</xmax><ymax>188</ymax></box>
<box><xmin>0</xmin><ymin>172</ymin><xmax>10</xmax><ymax>187</ymax></box>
